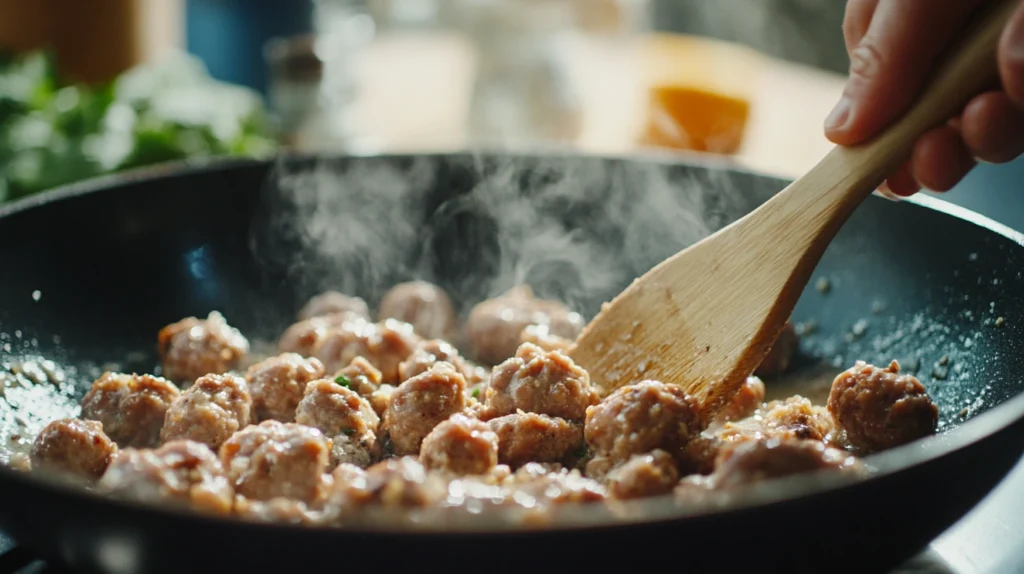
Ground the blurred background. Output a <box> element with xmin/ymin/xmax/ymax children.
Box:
<box><xmin>0</xmin><ymin>0</ymin><xmax>1019</xmax><ymax>231</ymax></box>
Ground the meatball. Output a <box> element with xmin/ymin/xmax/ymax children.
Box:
<box><xmin>298</xmin><ymin>291</ymin><xmax>370</xmax><ymax>321</ymax></box>
<box><xmin>398</xmin><ymin>339</ymin><xmax>485</xmax><ymax>385</ymax></box>
<box><xmin>465</xmin><ymin>285</ymin><xmax>585</xmax><ymax>365</ymax></box>
<box><xmin>157</xmin><ymin>311</ymin><xmax>249</xmax><ymax>383</ymax></box>
<box><xmin>584</xmin><ymin>380</ymin><xmax>702</xmax><ymax>463</ymax></box>
<box><xmin>828</xmin><ymin>360</ymin><xmax>939</xmax><ymax>452</ymax></box>
<box><xmin>368</xmin><ymin>384</ymin><xmax>396</xmax><ymax>418</ymax></box>
<box><xmin>235</xmin><ymin>496</ymin><xmax>327</xmax><ymax>526</ymax></box>
<box><xmin>80</xmin><ymin>372</ymin><xmax>181</xmax><ymax>448</ymax></box>
<box><xmin>605</xmin><ymin>450</ymin><xmax>679</xmax><ymax>499</ymax></box>
<box><xmin>383</xmin><ymin>362</ymin><xmax>467</xmax><ymax>456</ymax></box>
<box><xmin>420</xmin><ymin>413</ymin><xmax>499</xmax><ymax>475</ymax></box>
<box><xmin>219</xmin><ymin>420</ymin><xmax>331</xmax><ymax>503</ymax></box>
<box><xmin>519</xmin><ymin>324</ymin><xmax>573</xmax><ymax>354</ymax></box>
<box><xmin>488</xmin><ymin>412</ymin><xmax>583</xmax><ymax>468</ymax></box>
<box><xmin>312</xmin><ymin>318</ymin><xmax>421</xmax><ymax>383</ymax></box>
<box><xmin>295</xmin><ymin>379</ymin><xmax>380</xmax><ymax>468</ymax></box>
<box><xmin>719</xmin><ymin>396</ymin><xmax>837</xmax><ymax>445</ymax></box>
<box><xmin>337</xmin><ymin>456</ymin><xmax>447</xmax><ymax>508</ymax></box>
<box><xmin>711</xmin><ymin>376</ymin><xmax>766</xmax><ymax>427</ymax></box>
<box><xmin>161</xmin><ymin>374</ymin><xmax>252</xmax><ymax>451</ymax></box>
<box><xmin>709</xmin><ymin>437</ymin><xmax>866</xmax><ymax>489</ymax></box>
<box><xmin>509</xmin><ymin>467</ymin><xmax>607</xmax><ymax>505</ymax></box>
<box><xmin>378</xmin><ymin>281</ymin><xmax>458</xmax><ymax>341</ymax></box>
<box><xmin>754</xmin><ymin>321</ymin><xmax>799</xmax><ymax>378</ymax></box>
<box><xmin>278</xmin><ymin>312</ymin><xmax>359</xmax><ymax>357</ymax></box>
<box><xmin>99</xmin><ymin>440</ymin><xmax>233</xmax><ymax>514</ymax></box>
<box><xmin>335</xmin><ymin>356</ymin><xmax>383</xmax><ymax>397</ymax></box>
<box><xmin>486</xmin><ymin>342</ymin><xmax>599</xmax><ymax>422</ymax></box>
<box><xmin>245</xmin><ymin>353</ymin><xmax>326</xmax><ymax>422</ymax></box>
<box><xmin>30</xmin><ymin>418</ymin><xmax>117</xmax><ymax>481</ymax></box>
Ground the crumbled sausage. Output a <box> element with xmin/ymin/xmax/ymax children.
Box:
<box><xmin>485</xmin><ymin>343</ymin><xmax>599</xmax><ymax>422</ymax></box>
<box><xmin>708</xmin><ymin>437</ymin><xmax>866</xmax><ymax>489</ymax></box>
<box><xmin>719</xmin><ymin>396</ymin><xmax>837</xmax><ymax>445</ymax></box>
<box><xmin>519</xmin><ymin>324</ymin><xmax>574</xmax><ymax>354</ymax></box>
<box><xmin>465</xmin><ymin>285</ymin><xmax>585</xmax><ymax>365</ymax></box>
<box><xmin>711</xmin><ymin>376</ymin><xmax>765</xmax><ymax>427</ymax></box>
<box><xmin>245</xmin><ymin>353</ymin><xmax>326</xmax><ymax>422</ymax></box>
<box><xmin>313</xmin><ymin>318</ymin><xmax>421</xmax><ymax>383</ymax></box>
<box><xmin>675</xmin><ymin>435</ymin><xmax>722</xmax><ymax>476</ymax></box>
<box><xmin>420</xmin><ymin>413</ymin><xmax>499</xmax><ymax>475</ymax></box>
<box><xmin>219</xmin><ymin>420</ymin><xmax>331</xmax><ymax>503</ymax></box>
<box><xmin>368</xmin><ymin>384</ymin><xmax>396</xmax><ymax>418</ymax></box>
<box><xmin>30</xmin><ymin>418</ymin><xmax>117</xmax><ymax>481</ymax></box>
<box><xmin>336</xmin><ymin>456</ymin><xmax>447</xmax><ymax>508</ymax></box>
<box><xmin>278</xmin><ymin>312</ymin><xmax>360</xmax><ymax>357</ymax></box>
<box><xmin>398</xmin><ymin>339</ymin><xmax>485</xmax><ymax>385</ymax></box>
<box><xmin>488</xmin><ymin>412</ymin><xmax>583</xmax><ymax>468</ymax></box>
<box><xmin>157</xmin><ymin>311</ymin><xmax>249</xmax><ymax>383</ymax></box>
<box><xmin>335</xmin><ymin>356</ymin><xmax>383</xmax><ymax>397</ymax></box>
<box><xmin>383</xmin><ymin>362</ymin><xmax>467</xmax><ymax>455</ymax></box>
<box><xmin>827</xmin><ymin>360</ymin><xmax>938</xmax><ymax>452</ymax></box>
<box><xmin>605</xmin><ymin>449</ymin><xmax>679</xmax><ymax>499</ymax></box>
<box><xmin>295</xmin><ymin>379</ymin><xmax>380</xmax><ymax>468</ymax></box>
<box><xmin>298</xmin><ymin>291</ymin><xmax>370</xmax><ymax>321</ymax></box>
<box><xmin>378</xmin><ymin>281</ymin><xmax>458</xmax><ymax>341</ymax></box>
<box><xmin>99</xmin><ymin>440</ymin><xmax>233</xmax><ymax>515</ymax></box>
<box><xmin>754</xmin><ymin>321</ymin><xmax>799</xmax><ymax>378</ymax></box>
<box><xmin>161</xmin><ymin>374</ymin><xmax>253</xmax><ymax>451</ymax></box>
<box><xmin>80</xmin><ymin>372</ymin><xmax>181</xmax><ymax>448</ymax></box>
<box><xmin>584</xmin><ymin>380</ymin><xmax>702</xmax><ymax>463</ymax></box>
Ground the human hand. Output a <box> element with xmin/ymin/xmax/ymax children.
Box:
<box><xmin>825</xmin><ymin>0</ymin><xmax>1024</xmax><ymax>196</ymax></box>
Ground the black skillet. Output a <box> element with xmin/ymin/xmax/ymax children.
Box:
<box><xmin>0</xmin><ymin>152</ymin><xmax>1023</xmax><ymax>574</ymax></box>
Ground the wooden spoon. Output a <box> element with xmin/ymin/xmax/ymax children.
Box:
<box><xmin>569</xmin><ymin>0</ymin><xmax>1020</xmax><ymax>421</ymax></box>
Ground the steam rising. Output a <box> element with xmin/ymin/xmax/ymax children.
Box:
<box><xmin>254</xmin><ymin>152</ymin><xmax>770</xmax><ymax>318</ymax></box>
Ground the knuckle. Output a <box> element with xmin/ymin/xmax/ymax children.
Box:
<box><xmin>849</xmin><ymin>40</ymin><xmax>887</xmax><ymax>82</ymax></box>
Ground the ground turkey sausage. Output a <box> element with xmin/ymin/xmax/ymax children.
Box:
<box><xmin>298</xmin><ymin>291</ymin><xmax>370</xmax><ymax>321</ymax></box>
<box><xmin>487</xmin><ymin>412</ymin><xmax>583</xmax><ymax>468</ymax></box>
<box><xmin>465</xmin><ymin>285</ymin><xmax>585</xmax><ymax>366</ymax></box>
<box><xmin>278</xmin><ymin>312</ymin><xmax>361</xmax><ymax>357</ymax></box>
<box><xmin>485</xmin><ymin>342</ymin><xmax>599</xmax><ymax>422</ymax></box>
<box><xmin>219</xmin><ymin>420</ymin><xmax>331</xmax><ymax>503</ymax></box>
<box><xmin>378</xmin><ymin>281</ymin><xmax>458</xmax><ymax>341</ymax></box>
<box><xmin>383</xmin><ymin>362</ymin><xmax>467</xmax><ymax>456</ymax></box>
<box><xmin>754</xmin><ymin>321</ymin><xmax>799</xmax><ymax>378</ymax></box>
<box><xmin>711</xmin><ymin>376</ymin><xmax>766</xmax><ymax>427</ymax></box>
<box><xmin>605</xmin><ymin>449</ymin><xmax>679</xmax><ymax>499</ymax></box>
<box><xmin>161</xmin><ymin>373</ymin><xmax>253</xmax><ymax>451</ymax></box>
<box><xmin>828</xmin><ymin>360</ymin><xmax>939</xmax><ymax>452</ymax></box>
<box><xmin>519</xmin><ymin>324</ymin><xmax>573</xmax><ymax>354</ymax></box>
<box><xmin>336</xmin><ymin>456</ymin><xmax>447</xmax><ymax>508</ymax></box>
<box><xmin>398</xmin><ymin>339</ymin><xmax>486</xmax><ymax>385</ymax></box>
<box><xmin>420</xmin><ymin>413</ymin><xmax>499</xmax><ymax>475</ymax></box>
<box><xmin>157</xmin><ymin>311</ymin><xmax>249</xmax><ymax>383</ymax></box>
<box><xmin>80</xmin><ymin>372</ymin><xmax>180</xmax><ymax>448</ymax></box>
<box><xmin>719</xmin><ymin>396</ymin><xmax>837</xmax><ymax>445</ymax></box>
<box><xmin>30</xmin><ymin>418</ymin><xmax>117</xmax><ymax>481</ymax></box>
<box><xmin>99</xmin><ymin>440</ymin><xmax>233</xmax><ymax>514</ymax></box>
<box><xmin>312</xmin><ymin>318</ymin><xmax>421</xmax><ymax>383</ymax></box>
<box><xmin>295</xmin><ymin>379</ymin><xmax>380</xmax><ymax>468</ymax></box>
<box><xmin>584</xmin><ymin>380</ymin><xmax>702</xmax><ymax>464</ymax></box>
<box><xmin>335</xmin><ymin>356</ymin><xmax>384</xmax><ymax>397</ymax></box>
<box><xmin>245</xmin><ymin>353</ymin><xmax>326</xmax><ymax>422</ymax></box>
<box><xmin>707</xmin><ymin>437</ymin><xmax>866</xmax><ymax>489</ymax></box>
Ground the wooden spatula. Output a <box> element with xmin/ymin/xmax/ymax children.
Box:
<box><xmin>569</xmin><ymin>0</ymin><xmax>1020</xmax><ymax>422</ymax></box>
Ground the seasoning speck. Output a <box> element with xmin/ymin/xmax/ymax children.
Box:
<box><xmin>995</xmin><ymin>316</ymin><xmax>1006</xmax><ymax>328</ymax></box>
<box><xmin>851</xmin><ymin>319</ymin><xmax>869</xmax><ymax>337</ymax></box>
<box><xmin>31</xmin><ymin>290</ymin><xmax>41</xmax><ymax>302</ymax></box>
<box><xmin>938</xmin><ymin>355</ymin><xmax>950</xmax><ymax>366</ymax></box>
<box><xmin>959</xmin><ymin>407</ymin><xmax>969</xmax><ymax>418</ymax></box>
<box><xmin>815</xmin><ymin>277</ymin><xmax>831</xmax><ymax>294</ymax></box>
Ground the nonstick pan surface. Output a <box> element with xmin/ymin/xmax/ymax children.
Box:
<box><xmin>1</xmin><ymin>152</ymin><xmax>1024</xmax><ymax>574</ymax></box>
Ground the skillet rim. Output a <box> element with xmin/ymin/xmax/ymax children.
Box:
<box><xmin>1</xmin><ymin>151</ymin><xmax>1023</xmax><ymax>535</ymax></box>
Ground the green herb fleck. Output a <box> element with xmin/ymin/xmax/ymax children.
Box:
<box><xmin>335</xmin><ymin>374</ymin><xmax>351</xmax><ymax>388</ymax></box>
<box><xmin>573</xmin><ymin>446</ymin><xmax>589</xmax><ymax>459</ymax></box>
<box><xmin>342</xmin><ymin>428</ymin><xmax>355</xmax><ymax>436</ymax></box>
<box><xmin>472</xmin><ymin>388</ymin><xmax>480</xmax><ymax>399</ymax></box>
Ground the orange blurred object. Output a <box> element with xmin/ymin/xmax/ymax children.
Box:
<box><xmin>639</xmin><ymin>33</ymin><xmax>758</xmax><ymax>154</ymax></box>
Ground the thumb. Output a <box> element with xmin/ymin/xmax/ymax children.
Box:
<box><xmin>825</xmin><ymin>0</ymin><xmax>984</xmax><ymax>146</ymax></box>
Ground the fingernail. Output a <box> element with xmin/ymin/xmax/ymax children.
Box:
<box><xmin>825</xmin><ymin>96</ymin><xmax>852</xmax><ymax>132</ymax></box>
<box><xmin>875</xmin><ymin>182</ymin><xmax>903</xmax><ymax>202</ymax></box>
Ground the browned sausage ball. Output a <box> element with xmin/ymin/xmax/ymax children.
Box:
<box><xmin>80</xmin><ymin>372</ymin><xmax>180</xmax><ymax>448</ymax></box>
<box><xmin>465</xmin><ymin>285</ymin><xmax>585</xmax><ymax>365</ymax></box>
<box><xmin>519</xmin><ymin>324</ymin><xmax>573</xmax><ymax>354</ymax></box>
<box><xmin>709</xmin><ymin>437</ymin><xmax>866</xmax><ymax>489</ymax></box>
<box><xmin>245</xmin><ymin>353</ymin><xmax>326</xmax><ymax>422</ymax></box>
<box><xmin>486</xmin><ymin>342</ymin><xmax>599</xmax><ymax>422</ymax></box>
<box><xmin>157</xmin><ymin>311</ymin><xmax>249</xmax><ymax>383</ymax></box>
<box><xmin>754</xmin><ymin>321</ymin><xmax>799</xmax><ymax>378</ymax></box>
<box><xmin>378</xmin><ymin>281</ymin><xmax>458</xmax><ymax>341</ymax></box>
<box><xmin>98</xmin><ymin>440</ymin><xmax>233</xmax><ymax>514</ymax></box>
<box><xmin>383</xmin><ymin>362</ymin><xmax>467</xmax><ymax>456</ymax></box>
<box><xmin>337</xmin><ymin>456</ymin><xmax>447</xmax><ymax>508</ymax></box>
<box><xmin>298</xmin><ymin>291</ymin><xmax>370</xmax><ymax>321</ymax></box>
<box><xmin>398</xmin><ymin>339</ymin><xmax>486</xmax><ymax>385</ymax></box>
<box><xmin>278</xmin><ymin>312</ymin><xmax>360</xmax><ymax>357</ymax></box>
<box><xmin>719</xmin><ymin>396</ymin><xmax>837</xmax><ymax>445</ymax></box>
<box><xmin>368</xmin><ymin>384</ymin><xmax>396</xmax><ymax>418</ymax></box>
<box><xmin>161</xmin><ymin>373</ymin><xmax>253</xmax><ymax>451</ymax></box>
<box><xmin>711</xmin><ymin>376</ymin><xmax>766</xmax><ymax>426</ymax></box>
<box><xmin>295</xmin><ymin>379</ymin><xmax>380</xmax><ymax>468</ymax></box>
<box><xmin>584</xmin><ymin>380</ymin><xmax>702</xmax><ymax>464</ymax></box>
<box><xmin>605</xmin><ymin>449</ymin><xmax>679</xmax><ymax>499</ymax></box>
<box><xmin>335</xmin><ymin>356</ymin><xmax>383</xmax><ymax>397</ymax></box>
<box><xmin>219</xmin><ymin>420</ymin><xmax>331</xmax><ymax>503</ymax></box>
<box><xmin>827</xmin><ymin>360</ymin><xmax>939</xmax><ymax>452</ymax></box>
<box><xmin>420</xmin><ymin>413</ymin><xmax>499</xmax><ymax>475</ymax></box>
<box><xmin>313</xmin><ymin>318</ymin><xmax>421</xmax><ymax>383</ymax></box>
<box><xmin>487</xmin><ymin>412</ymin><xmax>583</xmax><ymax>468</ymax></box>
<box><xmin>30</xmin><ymin>418</ymin><xmax>117</xmax><ymax>481</ymax></box>
<box><xmin>508</xmin><ymin>466</ymin><xmax>607</xmax><ymax>505</ymax></box>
